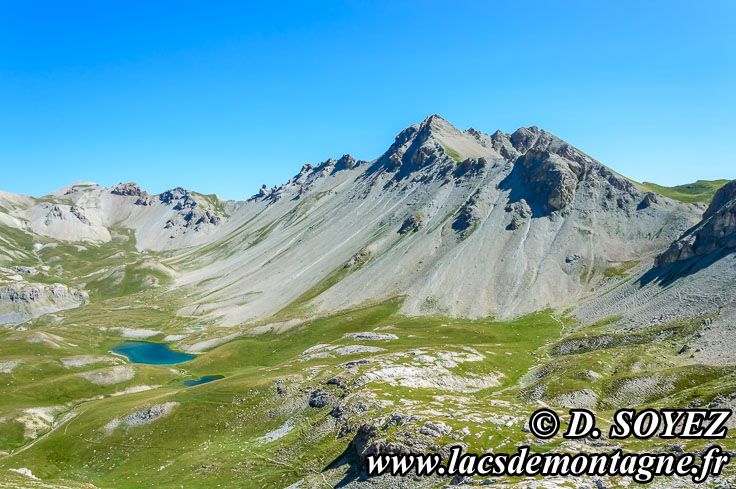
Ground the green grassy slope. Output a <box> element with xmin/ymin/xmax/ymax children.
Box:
<box><xmin>639</xmin><ymin>179</ymin><xmax>730</xmax><ymax>204</ymax></box>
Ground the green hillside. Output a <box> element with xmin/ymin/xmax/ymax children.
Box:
<box><xmin>640</xmin><ymin>179</ymin><xmax>731</xmax><ymax>204</ymax></box>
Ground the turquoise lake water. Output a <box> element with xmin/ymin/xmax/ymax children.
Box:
<box><xmin>183</xmin><ymin>375</ymin><xmax>224</xmax><ymax>386</ymax></box>
<box><xmin>111</xmin><ymin>342</ymin><xmax>196</xmax><ymax>365</ymax></box>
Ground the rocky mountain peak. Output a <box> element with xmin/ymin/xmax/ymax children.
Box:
<box><xmin>363</xmin><ymin>116</ymin><xmax>640</xmax><ymax>217</ymax></box>
<box><xmin>366</xmin><ymin>115</ymin><xmax>490</xmax><ymax>182</ymax></box>
<box><xmin>509</xmin><ymin>126</ymin><xmax>541</xmax><ymax>152</ymax></box>
<box><xmin>418</xmin><ymin>114</ymin><xmax>459</xmax><ymax>136</ymax></box>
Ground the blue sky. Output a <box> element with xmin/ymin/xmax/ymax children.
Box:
<box><xmin>1</xmin><ymin>1</ymin><xmax>734</xmax><ymax>200</ymax></box>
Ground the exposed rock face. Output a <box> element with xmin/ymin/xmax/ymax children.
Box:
<box><xmin>103</xmin><ymin>402</ymin><xmax>179</xmax><ymax>435</ymax></box>
<box><xmin>111</xmin><ymin>182</ymin><xmax>145</xmax><ymax>197</ymax></box>
<box><xmin>500</xmin><ymin>128</ymin><xmax>638</xmax><ymax>216</ymax></box>
<box><xmin>165</xmin><ymin>208</ymin><xmax>221</xmax><ymax>230</ymax></box>
<box><xmin>70</xmin><ymin>206</ymin><xmax>89</xmax><ymax>224</ymax></box>
<box><xmin>43</xmin><ymin>204</ymin><xmax>64</xmax><ymax>226</ymax></box>
<box><xmin>452</xmin><ymin>193</ymin><xmax>482</xmax><ymax>236</ymax></box>
<box><xmin>343</xmin><ymin>249</ymin><xmax>369</xmax><ymax>269</ymax></box>
<box><xmin>333</xmin><ymin>154</ymin><xmax>358</xmax><ymax>172</ymax></box>
<box><xmin>308</xmin><ymin>388</ymin><xmax>334</xmax><ymax>408</ymax></box>
<box><xmin>398</xmin><ymin>214</ymin><xmax>422</xmax><ymax>234</ymax></box>
<box><xmin>159</xmin><ymin>187</ymin><xmax>196</xmax><ymax>208</ymax></box>
<box><xmin>248</xmin><ymin>154</ymin><xmax>364</xmax><ymax>203</ymax></box>
<box><xmin>656</xmin><ymin>179</ymin><xmax>736</xmax><ymax>266</ymax></box>
<box><xmin>513</xmin><ymin>151</ymin><xmax>580</xmax><ymax>214</ymax></box>
<box><xmin>113</xmin><ymin>182</ymin><xmax>153</xmax><ymax>205</ymax></box>
<box><xmin>158</xmin><ymin>187</ymin><xmax>223</xmax><ymax>233</ymax></box>
<box><xmin>639</xmin><ymin>192</ymin><xmax>659</xmax><ymax>209</ymax></box>
<box><xmin>0</xmin><ymin>283</ymin><xmax>88</xmax><ymax>324</ymax></box>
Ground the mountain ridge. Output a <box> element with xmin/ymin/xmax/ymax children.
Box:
<box><xmin>0</xmin><ymin>115</ymin><xmax>706</xmax><ymax>326</ymax></box>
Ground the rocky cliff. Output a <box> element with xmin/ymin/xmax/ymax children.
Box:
<box><xmin>656</xmin><ymin>179</ymin><xmax>736</xmax><ymax>266</ymax></box>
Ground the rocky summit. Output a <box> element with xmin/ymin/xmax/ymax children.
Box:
<box><xmin>0</xmin><ymin>116</ymin><xmax>734</xmax><ymax>489</ymax></box>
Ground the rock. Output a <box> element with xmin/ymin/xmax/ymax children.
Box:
<box><xmin>104</xmin><ymin>402</ymin><xmax>179</xmax><ymax>434</ymax></box>
<box><xmin>111</xmin><ymin>182</ymin><xmax>145</xmax><ymax>196</ymax></box>
<box><xmin>0</xmin><ymin>283</ymin><xmax>88</xmax><ymax>325</ymax></box>
<box><xmin>70</xmin><ymin>206</ymin><xmax>89</xmax><ymax>224</ymax></box>
<box><xmin>419</xmin><ymin>421</ymin><xmax>452</xmax><ymax>437</ymax></box>
<box><xmin>344</xmin><ymin>249</ymin><xmax>369</xmax><ymax>269</ymax></box>
<box><xmin>657</xmin><ymin>179</ymin><xmax>736</xmax><ymax>266</ymax></box>
<box><xmin>638</xmin><ymin>192</ymin><xmax>658</xmax><ymax>209</ymax></box>
<box><xmin>333</xmin><ymin>154</ymin><xmax>358</xmax><ymax>172</ymax></box>
<box><xmin>326</xmin><ymin>375</ymin><xmax>347</xmax><ymax>389</ymax></box>
<box><xmin>453</xmin><ymin>194</ymin><xmax>481</xmax><ymax>236</ymax></box>
<box><xmin>333</xmin><ymin>345</ymin><xmax>386</xmax><ymax>356</ymax></box>
<box><xmin>43</xmin><ymin>204</ymin><xmax>64</xmax><ymax>225</ymax></box>
<box><xmin>0</xmin><ymin>360</ymin><xmax>22</xmax><ymax>373</ymax></box>
<box><xmin>343</xmin><ymin>332</ymin><xmax>398</xmax><ymax>341</ymax></box>
<box><xmin>399</xmin><ymin>214</ymin><xmax>422</xmax><ymax>234</ymax></box>
<box><xmin>159</xmin><ymin>187</ymin><xmax>195</xmax><ymax>207</ymax></box>
<box><xmin>12</xmin><ymin>266</ymin><xmax>39</xmax><ymax>276</ymax></box>
<box><xmin>160</xmin><ymin>188</ymin><xmax>223</xmax><ymax>232</ymax></box>
<box><xmin>308</xmin><ymin>388</ymin><xmax>334</xmax><ymax>408</ymax></box>
<box><xmin>382</xmin><ymin>412</ymin><xmax>412</xmax><ymax>430</ymax></box>
<box><xmin>357</xmin><ymin>364</ymin><xmax>501</xmax><ymax>393</ymax></box>
<box><xmin>135</xmin><ymin>195</ymin><xmax>153</xmax><ymax>206</ymax></box>
<box><xmin>449</xmin><ymin>475</ymin><xmax>474</xmax><ymax>485</ymax></box>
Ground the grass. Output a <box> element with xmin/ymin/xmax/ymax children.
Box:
<box><xmin>602</xmin><ymin>259</ymin><xmax>639</xmax><ymax>278</ymax></box>
<box><xmin>0</xmin><ymin>298</ymin><xmax>567</xmax><ymax>488</ymax></box>
<box><xmin>192</xmin><ymin>192</ymin><xmax>229</xmax><ymax>218</ymax></box>
<box><xmin>1</xmin><ymin>298</ymin><xmax>734</xmax><ymax>488</ymax></box>
<box><xmin>639</xmin><ymin>179</ymin><xmax>730</xmax><ymax>204</ymax></box>
<box><xmin>520</xmin><ymin>313</ymin><xmax>733</xmax><ymax>418</ymax></box>
<box><xmin>439</xmin><ymin>143</ymin><xmax>462</xmax><ymax>162</ymax></box>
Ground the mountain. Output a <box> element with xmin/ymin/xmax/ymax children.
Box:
<box><xmin>1</xmin><ymin>117</ymin><xmax>735</xmax><ymax>489</ymax></box>
<box><xmin>1</xmin><ymin>116</ymin><xmax>699</xmax><ymax>326</ymax></box>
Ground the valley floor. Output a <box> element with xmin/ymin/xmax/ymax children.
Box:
<box><xmin>0</xmin><ymin>294</ymin><xmax>734</xmax><ymax>489</ymax></box>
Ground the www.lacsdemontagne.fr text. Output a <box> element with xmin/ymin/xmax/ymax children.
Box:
<box><xmin>365</xmin><ymin>408</ymin><xmax>733</xmax><ymax>484</ymax></box>
<box><xmin>366</xmin><ymin>445</ymin><xmax>730</xmax><ymax>483</ymax></box>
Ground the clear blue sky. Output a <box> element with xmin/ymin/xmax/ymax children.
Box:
<box><xmin>1</xmin><ymin>1</ymin><xmax>734</xmax><ymax>200</ymax></box>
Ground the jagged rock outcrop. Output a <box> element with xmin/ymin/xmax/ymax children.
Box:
<box><xmin>656</xmin><ymin>179</ymin><xmax>736</xmax><ymax>266</ymax></box>
<box><xmin>398</xmin><ymin>214</ymin><xmax>422</xmax><ymax>234</ymax></box>
<box><xmin>0</xmin><ymin>283</ymin><xmax>88</xmax><ymax>324</ymax></box>
<box><xmin>159</xmin><ymin>187</ymin><xmax>223</xmax><ymax>232</ymax></box>
<box><xmin>111</xmin><ymin>182</ymin><xmax>145</xmax><ymax>197</ymax></box>
<box><xmin>159</xmin><ymin>187</ymin><xmax>196</xmax><ymax>209</ymax></box>
<box><xmin>70</xmin><ymin>206</ymin><xmax>89</xmax><ymax>224</ymax></box>
<box><xmin>248</xmin><ymin>154</ymin><xmax>364</xmax><ymax>203</ymax></box>
<box><xmin>165</xmin><ymin>208</ymin><xmax>221</xmax><ymax>230</ymax></box>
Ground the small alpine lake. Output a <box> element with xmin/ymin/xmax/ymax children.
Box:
<box><xmin>183</xmin><ymin>375</ymin><xmax>224</xmax><ymax>386</ymax></box>
<box><xmin>111</xmin><ymin>341</ymin><xmax>196</xmax><ymax>365</ymax></box>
